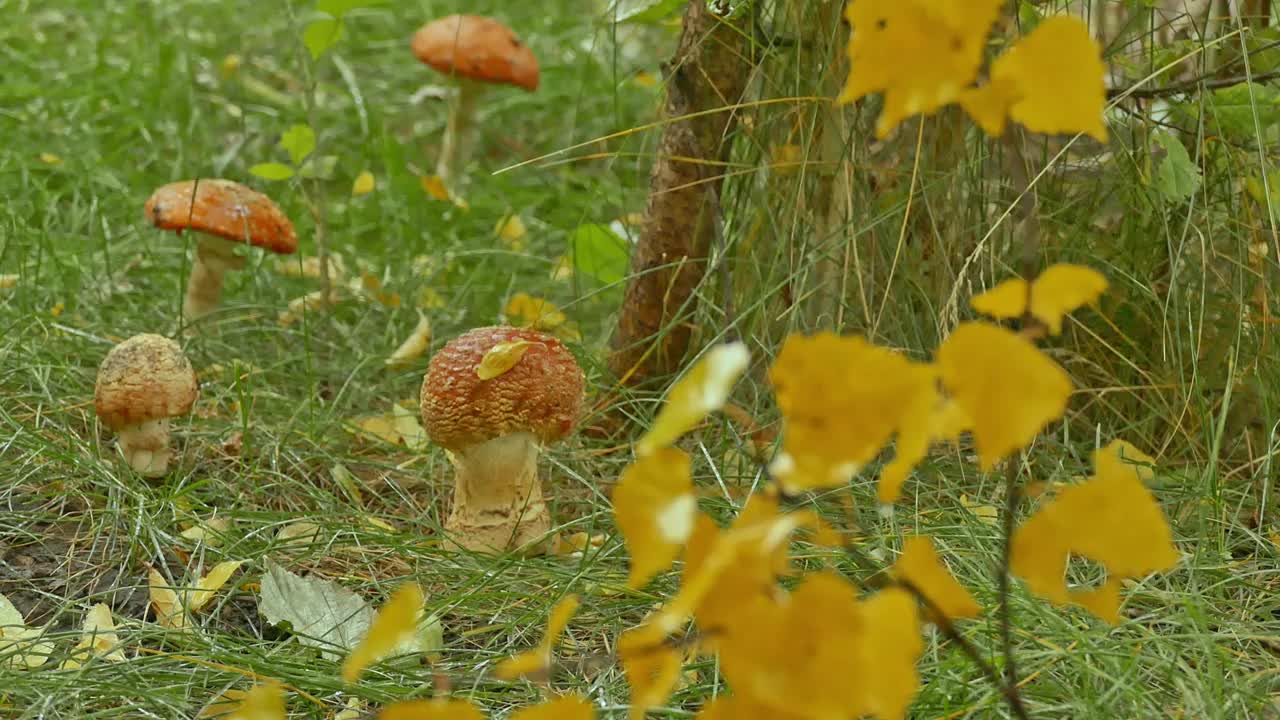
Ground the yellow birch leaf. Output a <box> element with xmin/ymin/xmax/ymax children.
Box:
<box><xmin>495</xmin><ymin>594</ymin><xmax>580</xmax><ymax>680</ymax></box>
<box><xmin>891</xmin><ymin>536</ymin><xmax>980</xmax><ymax>620</ymax></box>
<box><xmin>61</xmin><ymin>603</ymin><xmax>125</xmax><ymax>669</ymax></box>
<box><xmin>839</xmin><ymin>0</ymin><xmax>1006</xmax><ymax>138</ymax></box>
<box><xmin>50</xmin><ymin>302</ymin><xmax>64</xmax><ymax>317</ymax></box>
<box><xmin>377</xmin><ymin>699</ymin><xmax>484</xmax><ymax>720</ymax></box>
<box><xmin>352</xmin><ymin>414</ymin><xmax>402</xmax><ymax>446</ymax></box>
<box><xmin>1028</xmin><ymin>263</ymin><xmax>1108</xmax><ymax>335</ymax></box>
<box><xmin>180</xmin><ymin>515</ymin><xmax>234</xmax><ymax>547</ymax></box>
<box><xmin>768</xmin><ymin>333</ymin><xmax>937</xmax><ymax>498</ymax></box>
<box><xmin>1069</xmin><ymin>578</ymin><xmax>1123</xmax><ymax>624</ymax></box>
<box><xmin>334</xmin><ymin>697</ymin><xmax>365</xmax><ymax>720</ymax></box>
<box><xmin>856</xmin><ymin>587</ymin><xmax>923</xmax><ymax>719</ymax></box>
<box><xmin>0</xmin><ymin>593</ymin><xmax>52</xmax><ymax>669</ymax></box>
<box><xmin>510</xmin><ymin>695</ymin><xmax>595</xmax><ymax>720</ymax></box>
<box><xmin>352</xmin><ymin>170</ymin><xmax>375</xmax><ymax>196</ymax></box>
<box><xmin>386</xmin><ymin>314</ymin><xmax>433</xmax><ymax>368</ymax></box>
<box><xmin>476</xmin><ymin>340</ymin><xmax>534</xmax><ymax>380</ymax></box>
<box><xmin>342</xmin><ymin>582</ymin><xmax>425</xmax><ymax>683</ymax></box>
<box><xmin>495</xmin><ymin>214</ymin><xmax>528</xmax><ymax>249</ymax></box>
<box><xmin>188</xmin><ymin>560</ymin><xmax>243</xmax><ymax>613</ymax></box>
<box><xmin>958</xmin><ymin>76</ymin><xmax>1019</xmax><ymax>136</ymax></box>
<box><xmin>619</xmin><ymin>631</ymin><xmax>683</xmax><ymax>720</ymax></box>
<box><xmin>613</xmin><ymin>448</ymin><xmax>697</xmax><ymax>588</ymax></box>
<box><xmin>420</xmin><ymin>175</ymin><xmax>451</xmax><ymax>201</ymax></box>
<box><xmin>39</xmin><ymin>152</ymin><xmax>62</xmax><ymax>165</ymax></box>
<box><xmin>148</xmin><ymin>568</ymin><xmax>191</xmax><ymax>630</ymax></box>
<box><xmin>989</xmin><ymin>15</ymin><xmax>1108</xmax><ymax>142</ymax></box>
<box><xmin>637</xmin><ymin>342</ymin><xmax>750</xmax><ymax>456</ymax></box>
<box><xmin>970</xmin><ymin>277</ymin><xmax>1029</xmax><ymax>320</ymax></box>
<box><xmin>959</xmin><ymin>494</ymin><xmax>999</xmax><ymax>525</ymax></box>
<box><xmin>226</xmin><ymin>682</ymin><xmax>286</xmax><ymax>720</ymax></box>
<box><xmin>936</xmin><ymin>322</ymin><xmax>1071</xmax><ymax>469</ymax></box>
<box><xmin>505</xmin><ymin>292</ymin><xmax>567</xmax><ymax>330</ymax></box>
<box><xmin>392</xmin><ymin>403</ymin><xmax>429</xmax><ymax>451</ymax></box>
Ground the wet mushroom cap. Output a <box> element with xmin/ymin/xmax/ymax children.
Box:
<box><xmin>144</xmin><ymin>179</ymin><xmax>298</xmax><ymax>255</ymax></box>
<box><xmin>421</xmin><ymin>326</ymin><xmax>583</xmax><ymax>450</ymax></box>
<box><xmin>95</xmin><ymin>334</ymin><xmax>199</xmax><ymax>429</ymax></box>
<box><xmin>411</xmin><ymin>15</ymin><xmax>540</xmax><ymax>92</ymax></box>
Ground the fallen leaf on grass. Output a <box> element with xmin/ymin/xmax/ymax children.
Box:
<box><xmin>259</xmin><ymin>561</ymin><xmax>373</xmax><ymax>660</ymax></box>
<box><xmin>61</xmin><ymin>603</ymin><xmax>126</xmax><ymax>668</ymax></box>
<box><xmin>180</xmin><ymin>515</ymin><xmax>234</xmax><ymax>547</ymax></box>
<box><xmin>342</xmin><ymin>582</ymin><xmax>424</xmax><ymax>683</ymax></box>
<box><xmin>225</xmin><ymin>682</ymin><xmax>286</xmax><ymax>720</ymax></box>
<box><xmin>272</xmin><ymin>253</ymin><xmax>346</xmax><ymax>281</ymax></box>
<box><xmin>959</xmin><ymin>494</ymin><xmax>998</xmax><ymax>525</ymax></box>
<box><xmin>495</xmin><ymin>214</ymin><xmax>528</xmax><ymax>250</ymax></box>
<box><xmin>148</xmin><ymin>568</ymin><xmax>191</xmax><ymax>630</ymax></box>
<box><xmin>386</xmin><ymin>314</ymin><xmax>432</xmax><ymax>368</ymax></box>
<box><xmin>352</xmin><ymin>171</ymin><xmax>375</xmax><ymax>196</ymax></box>
<box><xmin>0</xmin><ymin>593</ymin><xmax>52</xmax><ymax>669</ymax></box>
<box><xmin>278</xmin><ymin>290</ymin><xmax>343</xmax><ymax>325</ymax></box>
<box><xmin>275</xmin><ymin>520</ymin><xmax>322</xmax><ymax>548</ymax></box>
<box><xmin>189</xmin><ymin>561</ymin><xmax>244</xmax><ymax>612</ymax></box>
<box><xmin>0</xmin><ymin>274</ymin><xmax>17</xmax><ymax>290</ymax></box>
<box><xmin>495</xmin><ymin>594</ymin><xmax>580</xmax><ymax>680</ymax></box>
<box><xmin>349</xmin><ymin>403</ymin><xmax>429</xmax><ymax>450</ymax></box>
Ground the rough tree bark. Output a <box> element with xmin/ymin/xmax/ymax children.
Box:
<box><xmin>608</xmin><ymin>0</ymin><xmax>750</xmax><ymax>387</ymax></box>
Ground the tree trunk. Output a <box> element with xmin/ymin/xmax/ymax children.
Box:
<box><xmin>608</xmin><ymin>0</ymin><xmax>750</xmax><ymax>386</ymax></box>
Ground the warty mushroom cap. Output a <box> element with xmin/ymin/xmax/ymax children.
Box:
<box><xmin>95</xmin><ymin>334</ymin><xmax>199</xmax><ymax>430</ymax></box>
<box><xmin>420</xmin><ymin>326</ymin><xmax>584</xmax><ymax>451</ymax></box>
<box><xmin>411</xmin><ymin>15</ymin><xmax>540</xmax><ymax>92</ymax></box>
<box><xmin>144</xmin><ymin>179</ymin><xmax>298</xmax><ymax>255</ymax></box>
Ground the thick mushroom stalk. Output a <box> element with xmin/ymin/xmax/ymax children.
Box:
<box><xmin>446</xmin><ymin>431</ymin><xmax>550</xmax><ymax>551</ymax></box>
<box><xmin>95</xmin><ymin>333</ymin><xmax>199</xmax><ymax>479</ymax></box>
<box><xmin>436</xmin><ymin>80</ymin><xmax>486</xmax><ymax>186</ymax></box>
<box><xmin>421</xmin><ymin>326</ymin><xmax>584</xmax><ymax>555</ymax></box>
<box><xmin>184</xmin><ymin>237</ymin><xmax>249</xmax><ymax>320</ymax></box>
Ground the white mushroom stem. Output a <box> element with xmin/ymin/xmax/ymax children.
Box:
<box><xmin>444</xmin><ymin>431</ymin><xmax>551</xmax><ymax>554</ymax></box>
<box><xmin>184</xmin><ymin>236</ymin><xmax>248</xmax><ymax>321</ymax></box>
<box><xmin>114</xmin><ymin>418</ymin><xmax>173</xmax><ymax>478</ymax></box>
<box><xmin>435</xmin><ymin>79</ymin><xmax>487</xmax><ymax>187</ymax></box>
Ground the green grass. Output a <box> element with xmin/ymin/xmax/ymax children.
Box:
<box><xmin>2</xmin><ymin>0</ymin><xmax>1279</xmax><ymax>718</ymax></box>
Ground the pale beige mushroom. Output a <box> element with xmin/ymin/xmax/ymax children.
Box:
<box><xmin>420</xmin><ymin>326</ymin><xmax>583</xmax><ymax>554</ymax></box>
<box><xmin>94</xmin><ymin>334</ymin><xmax>199</xmax><ymax>477</ymax></box>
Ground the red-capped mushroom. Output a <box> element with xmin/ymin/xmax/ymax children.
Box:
<box><xmin>95</xmin><ymin>334</ymin><xmax>199</xmax><ymax>477</ymax></box>
<box><xmin>411</xmin><ymin>15</ymin><xmax>539</xmax><ymax>186</ymax></box>
<box><xmin>144</xmin><ymin>179</ymin><xmax>298</xmax><ymax>322</ymax></box>
<box><xmin>420</xmin><ymin>326</ymin><xmax>583</xmax><ymax>554</ymax></box>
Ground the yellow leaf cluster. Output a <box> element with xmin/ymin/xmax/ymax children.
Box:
<box><xmin>970</xmin><ymin>263</ymin><xmax>1108</xmax><ymax>335</ymax></box>
<box><xmin>637</xmin><ymin>342</ymin><xmax>750</xmax><ymax>456</ymax></box>
<box><xmin>1012</xmin><ymin>440</ymin><xmax>1179</xmax><ymax>623</ymax></box>
<box><xmin>505</xmin><ymin>292</ymin><xmax>580</xmax><ymax>341</ymax></box>
<box><xmin>840</xmin><ymin>3</ymin><xmax>1106</xmax><ymax>141</ymax></box>
<box><xmin>342</xmin><ymin>582</ymin><xmax>425</xmax><ymax>683</ymax></box>
<box><xmin>614</xmin><ymin>448</ymin><xmax>697</xmax><ymax>588</ymax></box>
<box><xmin>891</xmin><ymin>536</ymin><xmax>980</xmax><ymax>621</ymax></box>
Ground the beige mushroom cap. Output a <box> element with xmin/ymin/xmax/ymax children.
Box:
<box><xmin>94</xmin><ymin>334</ymin><xmax>199</xmax><ymax>430</ymax></box>
<box><xmin>420</xmin><ymin>326</ymin><xmax>584</xmax><ymax>450</ymax></box>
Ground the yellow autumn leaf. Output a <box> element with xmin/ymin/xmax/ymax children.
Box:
<box><xmin>637</xmin><ymin>342</ymin><xmax>750</xmax><ymax>456</ymax></box>
<box><xmin>392</xmin><ymin>403</ymin><xmax>429</xmax><ymax>451</ymax></box>
<box><xmin>619</xmin><ymin>631</ymin><xmax>683</xmax><ymax>720</ymax></box>
<box><xmin>856</xmin><ymin>587</ymin><xmax>924</xmax><ymax>719</ymax></box>
<box><xmin>0</xmin><ymin>274</ymin><xmax>17</xmax><ymax>290</ymax></box>
<box><xmin>979</xmin><ymin>15</ymin><xmax>1107</xmax><ymax>141</ymax></box>
<box><xmin>420</xmin><ymin>174</ymin><xmax>451</xmax><ymax>201</ymax></box>
<box><xmin>148</xmin><ymin>568</ymin><xmax>191</xmax><ymax>630</ymax></box>
<box><xmin>959</xmin><ymin>493</ymin><xmax>999</xmax><ymax>525</ymax></box>
<box><xmin>839</xmin><ymin>0</ymin><xmax>1005</xmax><ymax>138</ymax></box>
<box><xmin>632</xmin><ymin>70</ymin><xmax>658</xmax><ymax>88</ymax></box>
<box><xmin>936</xmin><ymin>322</ymin><xmax>1071</xmax><ymax>469</ymax></box>
<box><xmin>505</xmin><ymin>292</ymin><xmax>568</xmax><ymax>330</ymax></box>
<box><xmin>417</xmin><ymin>287</ymin><xmax>447</xmax><ymax>310</ymax></box>
<box><xmin>199</xmin><ymin>689</ymin><xmax>249</xmax><ymax>718</ymax></box>
<box><xmin>352</xmin><ymin>414</ymin><xmax>402</xmax><ymax>446</ymax></box>
<box><xmin>971</xmin><ymin>264</ymin><xmax>1108</xmax><ymax>335</ymax></box>
<box><xmin>50</xmin><ymin>301</ymin><xmax>65</xmax><ymax>317</ymax></box>
<box><xmin>476</xmin><ymin>340</ymin><xmax>534</xmax><ymax>380</ymax></box>
<box><xmin>189</xmin><ymin>560</ymin><xmax>244</xmax><ymax>613</ymax></box>
<box><xmin>695</xmin><ymin>695</ymin><xmax>809</xmax><ymax>720</ymax></box>
<box><xmin>352</xmin><ymin>170</ymin><xmax>375</xmax><ymax>196</ymax></box>
<box><xmin>386</xmin><ymin>313</ymin><xmax>433</xmax><ymax>368</ymax></box>
<box><xmin>613</xmin><ymin>448</ymin><xmax>697</xmax><ymax>588</ymax></box>
<box><xmin>0</xmin><ymin>593</ymin><xmax>52</xmax><ymax>669</ymax></box>
<box><xmin>61</xmin><ymin>603</ymin><xmax>126</xmax><ymax>669</ymax></box>
<box><xmin>768</xmin><ymin>333</ymin><xmax>938</xmax><ymax>500</ymax></box>
<box><xmin>342</xmin><ymin>582</ymin><xmax>425</xmax><ymax>683</ymax></box>
<box><xmin>377</xmin><ymin>699</ymin><xmax>485</xmax><ymax>720</ymax></box>
<box><xmin>495</xmin><ymin>214</ymin><xmax>528</xmax><ymax>250</ymax></box>
<box><xmin>39</xmin><ymin>152</ymin><xmax>62</xmax><ymax>165</ymax></box>
<box><xmin>495</xmin><ymin>594</ymin><xmax>580</xmax><ymax>680</ymax></box>
<box><xmin>1011</xmin><ymin>440</ymin><xmax>1178</xmax><ymax>623</ymax></box>
<box><xmin>180</xmin><ymin>515</ymin><xmax>234</xmax><ymax>547</ymax></box>
<box><xmin>510</xmin><ymin>695</ymin><xmax>595</xmax><ymax>720</ymax></box>
<box><xmin>892</xmin><ymin>536</ymin><xmax>980</xmax><ymax>621</ymax></box>
<box><xmin>226</xmin><ymin>682</ymin><xmax>286</xmax><ymax>720</ymax></box>
<box><xmin>334</xmin><ymin>697</ymin><xmax>365</xmax><ymax>720</ymax></box>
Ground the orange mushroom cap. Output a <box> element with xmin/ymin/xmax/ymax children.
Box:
<box><xmin>411</xmin><ymin>15</ymin><xmax>539</xmax><ymax>92</ymax></box>
<box><xmin>144</xmin><ymin>179</ymin><xmax>298</xmax><ymax>255</ymax></box>
<box><xmin>421</xmin><ymin>326</ymin><xmax>583</xmax><ymax>450</ymax></box>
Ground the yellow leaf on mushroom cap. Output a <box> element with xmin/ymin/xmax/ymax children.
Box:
<box><xmin>970</xmin><ymin>264</ymin><xmax>1108</xmax><ymax>335</ymax></box>
<box><xmin>476</xmin><ymin>340</ymin><xmax>535</xmax><ymax>380</ymax></box>
<box><xmin>1011</xmin><ymin>440</ymin><xmax>1178</xmax><ymax>623</ymax></box>
<box><xmin>936</xmin><ymin>322</ymin><xmax>1071</xmax><ymax>469</ymax></box>
<box><xmin>342</xmin><ymin>582</ymin><xmax>425</xmax><ymax>683</ymax></box>
<box><xmin>768</xmin><ymin>333</ymin><xmax>937</xmax><ymax>499</ymax></box>
<box><xmin>891</xmin><ymin>536</ymin><xmax>980</xmax><ymax>621</ymax></box>
<box><xmin>495</xmin><ymin>594</ymin><xmax>581</xmax><ymax>680</ymax></box>
<box><xmin>637</xmin><ymin>342</ymin><xmax>750</xmax><ymax>456</ymax></box>
<box><xmin>613</xmin><ymin>448</ymin><xmax>697</xmax><ymax>588</ymax></box>
<box><xmin>838</xmin><ymin>0</ymin><xmax>1005</xmax><ymax>138</ymax></box>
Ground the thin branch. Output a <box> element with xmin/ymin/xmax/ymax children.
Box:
<box><xmin>1110</xmin><ymin>69</ymin><xmax>1280</xmax><ymax>100</ymax></box>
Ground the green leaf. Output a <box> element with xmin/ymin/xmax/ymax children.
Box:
<box><xmin>303</xmin><ymin>18</ymin><xmax>344</xmax><ymax>60</ymax></box>
<box><xmin>280</xmin><ymin>124</ymin><xmax>317</xmax><ymax>167</ymax></box>
<box><xmin>1202</xmin><ymin>83</ymin><xmax>1280</xmax><ymax>139</ymax></box>
<box><xmin>1152</xmin><ymin>131</ymin><xmax>1200</xmax><ymax>202</ymax></box>
<box><xmin>298</xmin><ymin>154</ymin><xmax>339</xmax><ymax>180</ymax></box>
<box><xmin>317</xmin><ymin>0</ymin><xmax>384</xmax><ymax>16</ymax></box>
<box><xmin>570</xmin><ymin>223</ymin><xmax>630</xmax><ymax>285</ymax></box>
<box><xmin>249</xmin><ymin>162</ymin><xmax>296</xmax><ymax>181</ymax></box>
<box><xmin>615</xmin><ymin>0</ymin><xmax>687</xmax><ymax>24</ymax></box>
